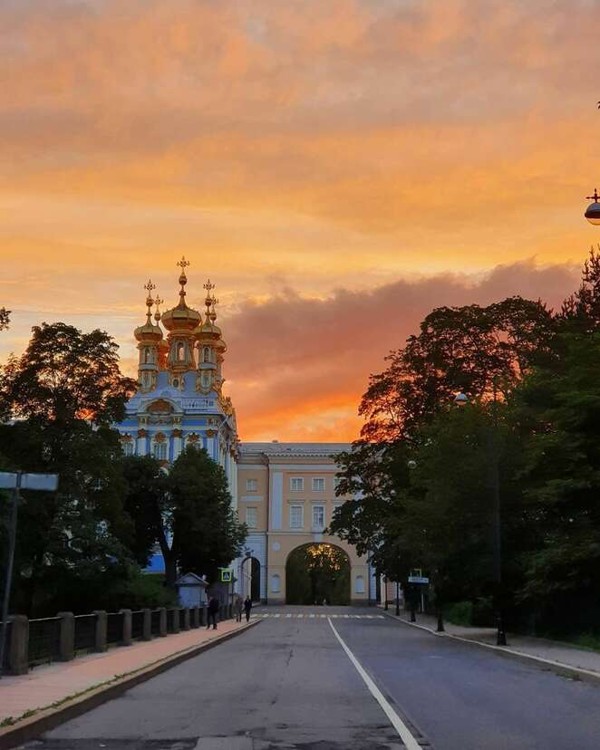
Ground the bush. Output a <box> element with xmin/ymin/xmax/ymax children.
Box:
<box><xmin>445</xmin><ymin>600</ymin><xmax>473</xmax><ymax>626</ymax></box>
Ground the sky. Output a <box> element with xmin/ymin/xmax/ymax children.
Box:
<box><xmin>1</xmin><ymin>0</ymin><xmax>599</xmax><ymax>442</ymax></box>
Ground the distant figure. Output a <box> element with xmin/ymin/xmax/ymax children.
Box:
<box><xmin>234</xmin><ymin>594</ymin><xmax>243</xmax><ymax>622</ymax></box>
<box><xmin>207</xmin><ymin>595</ymin><xmax>220</xmax><ymax>630</ymax></box>
<box><xmin>244</xmin><ymin>596</ymin><xmax>252</xmax><ymax>622</ymax></box>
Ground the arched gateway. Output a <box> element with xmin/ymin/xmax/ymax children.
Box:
<box><xmin>285</xmin><ymin>543</ymin><xmax>351</xmax><ymax>605</ymax></box>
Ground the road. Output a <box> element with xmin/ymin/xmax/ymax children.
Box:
<box><xmin>22</xmin><ymin>605</ymin><xmax>600</xmax><ymax>750</ymax></box>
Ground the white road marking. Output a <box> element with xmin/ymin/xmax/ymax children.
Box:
<box><xmin>297</xmin><ymin>614</ymin><xmax>304</xmax><ymax>618</ymax></box>
<box><xmin>328</xmin><ymin>618</ymin><xmax>422</xmax><ymax>750</ymax></box>
<box><xmin>309</xmin><ymin>614</ymin><xmax>315</xmax><ymax>618</ymax></box>
<box><xmin>285</xmin><ymin>614</ymin><xmax>292</xmax><ymax>618</ymax></box>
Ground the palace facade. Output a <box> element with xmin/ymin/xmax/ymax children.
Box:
<box><xmin>117</xmin><ymin>260</ymin><xmax>375</xmax><ymax>604</ymax></box>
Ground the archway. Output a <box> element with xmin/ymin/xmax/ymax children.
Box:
<box><xmin>285</xmin><ymin>543</ymin><xmax>351</xmax><ymax>605</ymax></box>
<box><xmin>241</xmin><ymin>557</ymin><xmax>261</xmax><ymax>601</ymax></box>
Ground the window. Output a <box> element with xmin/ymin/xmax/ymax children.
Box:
<box><xmin>290</xmin><ymin>505</ymin><xmax>304</xmax><ymax>529</ymax></box>
<box><xmin>246</xmin><ymin>478</ymin><xmax>258</xmax><ymax>492</ymax></box>
<box><xmin>123</xmin><ymin>441</ymin><xmax>134</xmax><ymax>457</ymax></box>
<box><xmin>153</xmin><ymin>442</ymin><xmax>167</xmax><ymax>461</ymax></box>
<box><xmin>355</xmin><ymin>575</ymin><xmax>365</xmax><ymax>594</ymax></box>
<box><xmin>312</xmin><ymin>477</ymin><xmax>325</xmax><ymax>492</ymax></box>
<box><xmin>271</xmin><ymin>574</ymin><xmax>281</xmax><ymax>593</ymax></box>
<box><xmin>290</xmin><ymin>477</ymin><xmax>304</xmax><ymax>492</ymax></box>
<box><xmin>245</xmin><ymin>507</ymin><xmax>258</xmax><ymax>529</ymax></box>
<box><xmin>177</xmin><ymin>342</ymin><xmax>185</xmax><ymax>361</ymax></box>
<box><xmin>203</xmin><ymin>347</ymin><xmax>211</xmax><ymax>363</ymax></box>
<box><xmin>312</xmin><ymin>505</ymin><xmax>325</xmax><ymax>531</ymax></box>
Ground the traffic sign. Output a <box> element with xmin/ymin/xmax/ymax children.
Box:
<box><xmin>408</xmin><ymin>576</ymin><xmax>429</xmax><ymax>584</ymax></box>
<box><xmin>220</xmin><ymin>569</ymin><xmax>232</xmax><ymax>582</ymax></box>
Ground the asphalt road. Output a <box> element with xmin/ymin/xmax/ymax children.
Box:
<box><xmin>21</xmin><ymin>606</ymin><xmax>600</xmax><ymax>750</ymax></box>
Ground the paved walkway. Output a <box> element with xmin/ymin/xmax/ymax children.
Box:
<box><xmin>388</xmin><ymin>610</ymin><xmax>600</xmax><ymax>679</ymax></box>
<box><xmin>0</xmin><ymin>618</ymin><xmax>251</xmax><ymax>725</ymax></box>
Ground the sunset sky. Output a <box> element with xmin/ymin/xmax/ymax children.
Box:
<box><xmin>1</xmin><ymin>0</ymin><xmax>599</xmax><ymax>441</ymax></box>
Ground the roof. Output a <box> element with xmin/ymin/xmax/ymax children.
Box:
<box><xmin>239</xmin><ymin>442</ymin><xmax>351</xmax><ymax>458</ymax></box>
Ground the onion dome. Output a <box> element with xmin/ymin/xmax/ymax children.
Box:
<box><xmin>160</xmin><ymin>257</ymin><xmax>202</xmax><ymax>332</ymax></box>
<box><xmin>154</xmin><ymin>296</ymin><xmax>170</xmax><ymax>364</ymax></box>
<box><xmin>134</xmin><ymin>280</ymin><xmax>164</xmax><ymax>343</ymax></box>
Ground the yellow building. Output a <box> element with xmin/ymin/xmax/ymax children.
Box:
<box><xmin>236</xmin><ymin>442</ymin><xmax>375</xmax><ymax>606</ymax></box>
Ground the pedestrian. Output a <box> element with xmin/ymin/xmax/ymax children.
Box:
<box><xmin>235</xmin><ymin>594</ymin><xmax>243</xmax><ymax>622</ymax></box>
<box><xmin>244</xmin><ymin>595</ymin><xmax>252</xmax><ymax>622</ymax></box>
<box><xmin>207</xmin><ymin>594</ymin><xmax>220</xmax><ymax>630</ymax></box>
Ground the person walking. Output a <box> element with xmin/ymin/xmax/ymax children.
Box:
<box><xmin>207</xmin><ymin>595</ymin><xmax>220</xmax><ymax>630</ymax></box>
<box><xmin>234</xmin><ymin>594</ymin><xmax>243</xmax><ymax>622</ymax></box>
<box><xmin>243</xmin><ymin>596</ymin><xmax>252</xmax><ymax>622</ymax></box>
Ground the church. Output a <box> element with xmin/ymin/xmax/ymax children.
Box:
<box><xmin>117</xmin><ymin>259</ymin><xmax>376</xmax><ymax>605</ymax></box>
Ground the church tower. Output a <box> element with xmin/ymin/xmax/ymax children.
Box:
<box><xmin>117</xmin><ymin>257</ymin><xmax>238</xmax><ymax>496</ymax></box>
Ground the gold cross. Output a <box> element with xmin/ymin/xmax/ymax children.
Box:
<box><xmin>177</xmin><ymin>257</ymin><xmax>190</xmax><ymax>271</ymax></box>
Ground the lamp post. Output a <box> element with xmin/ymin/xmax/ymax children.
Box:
<box><xmin>584</xmin><ymin>189</ymin><xmax>600</xmax><ymax>225</ymax></box>
<box><xmin>453</xmin><ymin>392</ymin><xmax>507</xmax><ymax>646</ymax></box>
<box><xmin>0</xmin><ymin>471</ymin><xmax>59</xmax><ymax>676</ymax></box>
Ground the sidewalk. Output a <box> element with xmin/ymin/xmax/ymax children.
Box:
<box><xmin>0</xmin><ymin>617</ymin><xmax>255</xmax><ymax>730</ymax></box>
<box><xmin>387</xmin><ymin>610</ymin><xmax>600</xmax><ymax>681</ymax></box>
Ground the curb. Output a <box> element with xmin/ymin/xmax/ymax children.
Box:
<box><xmin>0</xmin><ymin>619</ymin><xmax>261</xmax><ymax>750</ymax></box>
<box><xmin>384</xmin><ymin>611</ymin><xmax>600</xmax><ymax>686</ymax></box>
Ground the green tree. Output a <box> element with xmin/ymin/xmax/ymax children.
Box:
<box><xmin>122</xmin><ymin>448</ymin><xmax>247</xmax><ymax>588</ymax></box>
<box><xmin>0</xmin><ymin>321</ymin><xmax>136</xmax><ymax>425</ymax></box>
<box><xmin>167</xmin><ymin>446</ymin><xmax>247</xmax><ymax>587</ymax></box>
<box><xmin>515</xmin><ymin>331</ymin><xmax>600</xmax><ymax>633</ymax></box>
<box><xmin>0</xmin><ymin>322</ymin><xmax>138</xmax><ymax>615</ymax></box>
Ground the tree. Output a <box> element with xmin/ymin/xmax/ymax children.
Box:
<box><xmin>122</xmin><ymin>448</ymin><xmax>247</xmax><ymax>588</ymax></box>
<box><xmin>514</xmin><ymin>331</ymin><xmax>600</xmax><ymax>633</ymax></box>
<box><xmin>0</xmin><ymin>322</ymin><xmax>136</xmax><ymax>426</ymax></box>
<box><xmin>168</xmin><ymin>447</ymin><xmax>247</xmax><ymax>586</ymax></box>
<box><xmin>0</xmin><ymin>308</ymin><xmax>10</xmax><ymax>332</ymax></box>
<box><xmin>0</xmin><ymin>322</ymin><xmax>138</xmax><ymax>615</ymax></box>
<box><xmin>331</xmin><ymin>298</ymin><xmax>553</xmax><ymax>601</ymax></box>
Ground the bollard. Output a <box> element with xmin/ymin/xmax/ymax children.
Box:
<box><xmin>58</xmin><ymin>612</ymin><xmax>75</xmax><ymax>662</ymax></box>
<box><xmin>171</xmin><ymin>608</ymin><xmax>180</xmax><ymax>634</ymax></box>
<box><xmin>182</xmin><ymin>608</ymin><xmax>191</xmax><ymax>631</ymax></box>
<box><xmin>7</xmin><ymin>615</ymin><xmax>29</xmax><ymax>675</ymax></box>
<box><xmin>93</xmin><ymin>610</ymin><xmax>107</xmax><ymax>652</ymax></box>
<box><xmin>199</xmin><ymin>606</ymin><xmax>206</xmax><ymax>627</ymax></box>
<box><xmin>191</xmin><ymin>606</ymin><xmax>199</xmax><ymax>629</ymax></box>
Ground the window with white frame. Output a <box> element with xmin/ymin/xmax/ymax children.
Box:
<box><xmin>312</xmin><ymin>504</ymin><xmax>325</xmax><ymax>530</ymax></box>
<box><xmin>122</xmin><ymin>441</ymin><xmax>134</xmax><ymax>457</ymax></box>
<box><xmin>290</xmin><ymin>477</ymin><xmax>304</xmax><ymax>492</ymax></box>
<box><xmin>245</xmin><ymin>507</ymin><xmax>258</xmax><ymax>529</ymax></box>
<box><xmin>312</xmin><ymin>477</ymin><xmax>325</xmax><ymax>492</ymax></box>
<box><xmin>246</xmin><ymin>478</ymin><xmax>258</xmax><ymax>492</ymax></box>
<box><xmin>271</xmin><ymin>574</ymin><xmax>281</xmax><ymax>593</ymax></box>
<box><xmin>153</xmin><ymin>442</ymin><xmax>167</xmax><ymax>461</ymax></box>
<box><xmin>290</xmin><ymin>505</ymin><xmax>304</xmax><ymax>529</ymax></box>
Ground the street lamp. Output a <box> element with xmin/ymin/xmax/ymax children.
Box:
<box><xmin>453</xmin><ymin>393</ymin><xmax>507</xmax><ymax>646</ymax></box>
<box><xmin>584</xmin><ymin>189</ymin><xmax>600</xmax><ymax>225</ymax></box>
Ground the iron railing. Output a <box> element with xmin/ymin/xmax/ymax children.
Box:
<box><xmin>74</xmin><ymin>614</ymin><xmax>96</xmax><ymax>654</ymax></box>
<box><xmin>28</xmin><ymin>617</ymin><xmax>61</xmax><ymax>667</ymax></box>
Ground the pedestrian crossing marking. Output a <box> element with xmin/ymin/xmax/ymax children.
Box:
<box><xmin>253</xmin><ymin>613</ymin><xmax>385</xmax><ymax>620</ymax></box>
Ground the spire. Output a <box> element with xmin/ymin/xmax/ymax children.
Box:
<box><xmin>177</xmin><ymin>256</ymin><xmax>190</xmax><ymax>307</ymax></box>
<box><xmin>134</xmin><ymin>280</ymin><xmax>163</xmax><ymax>343</ymax></box>
<box><xmin>154</xmin><ymin>294</ymin><xmax>163</xmax><ymax>324</ymax></box>
<box><xmin>144</xmin><ymin>279</ymin><xmax>155</xmax><ymax>324</ymax></box>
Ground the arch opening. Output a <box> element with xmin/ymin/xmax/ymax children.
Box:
<box><xmin>285</xmin><ymin>543</ymin><xmax>350</xmax><ymax>605</ymax></box>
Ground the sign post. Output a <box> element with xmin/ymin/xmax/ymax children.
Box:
<box><xmin>0</xmin><ymin>471</ymin><xmax>59</xmax><ymax>677</ymax></box>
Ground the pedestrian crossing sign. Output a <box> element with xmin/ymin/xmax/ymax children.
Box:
<box><xmin>220</xmin><ymin>568</ymin><xmax>232</xmax><ymax>582</ymax></box>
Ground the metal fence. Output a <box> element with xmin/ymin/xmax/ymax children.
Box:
<box><xmin>151</xmin><ymin>609</ymin><xmax>162</xmax><ymax>636</ymax></box>
<box><xmin>106</xmin><ymin>612</ymin><xmax>124</xmax><ymax>646</ymax></box>
<box><xmin>166</xmin><ymin>608</ymin><xmax>176</xmax><ymax>633</ymax></box>
<box><xmin>74</xmin><ymin>614</ymin><xmax>96</xmax><ymax>654</ymax></box>
<box><xmin>131</xmin><ymin>610</ymin><xmax>144</xmax><ymax>640</ymax></box>
<box><xmin>28</xmin><ymin>617</ymin><xmax>61</xmax><ymax>667</ymax></box>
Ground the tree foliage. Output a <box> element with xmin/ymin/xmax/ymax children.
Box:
<box><xmin>0</xmin><ymin>307</ymin><xmax>10</xmax><ymax>332</ymax></box>
<box><xmin>0</xmin><ymin>322</ymin><xmax>136</xmax><ymax>425</ymax></box>
<box><xmin>121</xmin><ymin>448</ymin><xmax>247</xmax><ymax>588</ymax></box>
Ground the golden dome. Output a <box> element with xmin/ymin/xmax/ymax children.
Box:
<box><xmin>160</xmin><ymin>257</ymin><xmax>202</xmax><ymax>332</ymax></box>
<box><xmin>134</xmin><ymin>280</ymin><xmax>164</xmax><ymax>343</ymax></box>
